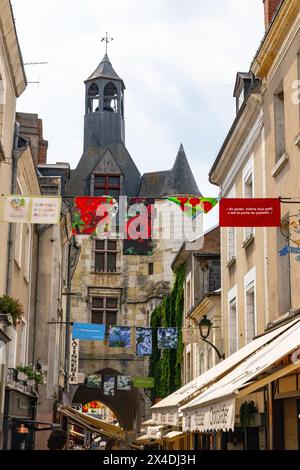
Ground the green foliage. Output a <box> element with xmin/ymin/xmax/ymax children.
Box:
<box><xmin>239</xmin><ymin>400</ymin><xmax>257</xmax><ymax>428</ymax></box>
<box><xmin>149</xmin><ymin>264</ymin><xmax>185</xmax><ymax>402</ymax></box>
<box><xmin>0</xmin><ymin>295</ymin><xmax>24</xmax><ymax>326</ymax></box>
<box><xmin>17</xmin><ymin>365</ymin><xmax>44</xmax><ymax>385</ymax></box>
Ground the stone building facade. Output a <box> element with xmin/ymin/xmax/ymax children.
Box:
<box><xmin>67</xmin><ymin>53</ymin><xmax>200</xmax><ymax>431</ymax></box>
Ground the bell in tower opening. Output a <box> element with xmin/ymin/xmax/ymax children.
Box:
<box><xmin>87</xmin><ymin>82</ymin><xmax>99</xmax><ymax>113</ymax></box>
<box><xmin>103</xmin><ymin>82</ymin><xmax>118</xmax><ymax>113</ymax></box>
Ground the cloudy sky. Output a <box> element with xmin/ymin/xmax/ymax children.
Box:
<box><xmin>13</xmin><ymin>0</ymin><xmax>265</xmax><ymax>228</ymax></box>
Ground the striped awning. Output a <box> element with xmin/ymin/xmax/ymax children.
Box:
<box><xmin>58</xmin><ymin>405</ymin><xmax>126</xmax><ymax>440</ymax></box>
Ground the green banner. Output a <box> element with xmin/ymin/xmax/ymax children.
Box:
<box><xmin>133</xmin><ymin>377</ymin><xmax>154</xmax><ymax>388</ymax></box>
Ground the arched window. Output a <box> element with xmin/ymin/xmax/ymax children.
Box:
<box><xmin>103</xmin><ymin>82</ymin><xmax>118</xmax><ymax>113</ymax></box>
<box><xmin>87</xmin><ymin>82</ymin><xmax>99</xmax><ymax>113</ymax></box>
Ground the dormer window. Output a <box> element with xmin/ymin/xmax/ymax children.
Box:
<box><xmin>233</xmin><ymin>72</ymin><xmax>259</xmax><ymax>114</ymax></box>
<box><xmin>93</xmin><ymin>174</ymin><xmax>120</xmax><ymax>197</ymax></box>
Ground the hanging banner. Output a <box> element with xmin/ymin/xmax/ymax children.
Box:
<box><xmin>103</xmin><ymin>376</ymin><xmax>115</xmax><ymax>396</ymax></box>
<box><xmin>71</xmin><ymin>196</ymin><xmax>205</xmax><ymax>247</ymax></box>
<box><xmin>219</xmin><ymin>198</ymin><xmax>281</xmax><ymax>227</ymax></box>
<box><xmin>86</xmin><ymin>374</ymin><xmax>102</xmax><ymax>389</ymax></box>
<box><xmin>133</xmin><ymin>377</ymin><xmax>155</xmax><ymax>388</ymax></box>
<box><xmin>72</xmin><ymin>323</ymin><xmax>105</xmax><ymax>341</ymax></box>
<box><xmin>69</xmin><ymin>339</ymin><xmax>79</xmax><ymax>384</ymax></box>
<box><xmin>279</xmin><ymin>245</ymin><xmax>300</xmax><ymax>256</ymax></box>
<box><xmin>157</xmin><ymin>328</ymin><xmax>178</xmax><ymax>350</ymax></box>
<box><xmin>182</xmin><ymin>328</ymin><xmax>200</xmax><ymax>344</ymax></box>
<box><xmin>72</xmin><ymin>196</ymin><xmax>118</xmax><ymax>235</ymax></box>
<box><xmin>109</xmin><ymin>326</ymin><xmax>131</xmax><ymax>348</ymax></box>
<box><xmin>168</xmin><ymin>196</ymin><xmax>219</xmax><ymax>219</ymax></box>
<box><xmin>123</xmin><ymin>198</ymin><xmax>154</xmax><ymax>255</ymax></box>
<box><xmin>117</xmin><ymin>375</ymin><xmax>131</xmax><ymax>391</ymax></box>
<box><xmin>136</xmin><ymin>327</ymin><xmax>152</xmax><ymax>356</ymax></box>
<box><xmin>0</xmin><ymin>195</ymin><xmax>61</xmax><ymax>224</ymax></box>
<box><xmin>182</xmin><ymin>398</ymin><xmax>235</xmax><ymax>433</ymax></box>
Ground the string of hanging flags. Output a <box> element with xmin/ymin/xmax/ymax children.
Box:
<box><xmin>72</xmin><ymin>323</ymin><xmax>200</xmax><ymax>354</ymax></box>
<box><xmin>1</xmin><ymin>194</ymin><xmax>289</xmax><ymax>230</ymax></box>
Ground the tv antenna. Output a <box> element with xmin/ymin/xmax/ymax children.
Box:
<box><xmin>23</xmin><ymin>61</ymin><xmax>48</xmax><ymax>85</ymax></box>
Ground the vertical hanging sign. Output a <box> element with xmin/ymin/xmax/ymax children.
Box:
<box><xmin>69</xmin><ymin>338</ymin><xmax>79</xmax><ymax>384</ymax></box>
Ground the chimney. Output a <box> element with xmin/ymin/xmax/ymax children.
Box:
<box><xmin>263</xmin><ymin>0</ymin><xmax>282</xmax><ymax>29</ymax></box>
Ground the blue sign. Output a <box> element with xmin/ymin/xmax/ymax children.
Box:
<box><xmin>72</xmin><ymin>323</ymin><xmax>105</xmax><ymax>341</ymax></box>
<box><xmin>279</xmin><ymin>245</ymin><xmax>300</xmax><ymax>257</ymax></box>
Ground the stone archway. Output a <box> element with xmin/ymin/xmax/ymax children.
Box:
<box><xmin>71</xmin><ymin>368</ymin><xmax>143</xmax><ymax>431</ymax></box>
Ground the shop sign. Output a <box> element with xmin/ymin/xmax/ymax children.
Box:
<box><xmin>0</xmin><ymin>195</ymin><xmax>61</xmax><ymax>224</ymax></box>
<box><xmin>183</xmin><ymin>398</ymin><xmax>235</xmax><ymax>432</ymax></box>
<box><xmin>69</xmin><ymin>339</ymin><xmax>79</xmax><ymax>384</ymax></box>
<box><xmin>133</xmin><ymin>376</ymin><xmax>154</xmax><ymax>388</ymax></box>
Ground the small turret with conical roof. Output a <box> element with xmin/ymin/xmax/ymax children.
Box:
<box><xmin>166</xmin><ymin>143</ymin><xmax>201</xmax><ymax>196</ymax></box>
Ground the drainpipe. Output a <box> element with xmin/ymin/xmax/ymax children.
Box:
<box><xmin>64</xmin><ymin>242</ymin><xmax>72</xmax><ymax>395</ymax></box>
<box><xmin>5</xmin><ymin>122</ymin><xmax>21</xmax><ymax>296</ymax></box>
<box><xmin>31</xmin><ymin>224</ymin><xmax>51</xmax><ymax>365</ymax></box>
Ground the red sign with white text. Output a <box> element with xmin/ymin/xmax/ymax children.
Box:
<box><xmin>219</xmin><ymin>198</ymin><xmax>281</xmax><ymax>227</ymax></box>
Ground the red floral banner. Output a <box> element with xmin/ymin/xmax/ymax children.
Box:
<box><xmin>72</xmin><ymin>196</ymin><xmax>118</xmax><ymax>235</ymax></box>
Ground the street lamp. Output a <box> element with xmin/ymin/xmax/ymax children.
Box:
<box><xmin>198</xmin><ymin>315</ymin><xmax>225</xmax><ymax>360</ymax></box>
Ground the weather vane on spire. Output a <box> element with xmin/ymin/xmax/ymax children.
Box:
<box><xmin>101</xmin><ymin>32</ymin><xmax>114</xmax><ymax>54</ymax></box>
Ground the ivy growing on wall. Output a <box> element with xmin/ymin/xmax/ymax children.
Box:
<box><xmin>149</xmin><ymin>263</ymin><xmax>185</xmax><ymax>402</ymax></box>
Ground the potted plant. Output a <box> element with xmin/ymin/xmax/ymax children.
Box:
<box><xmin>239</xmin><ymin>400</ymin><xmax>258</xmax><ymax>450</ymax></box>
<box><xmin>0</xmin><ymin>295</ymin><xmax>24</xmax><ymax>326</ymax></box>
<box><xmin>16</xmin><ymin>365</ymin><xmax>44</xmax><ymax>385</ymax></box>
<box><xmin>239</xmin><ymin>400</ymin><xmax>258</xmax><ymax>427</ymax></box>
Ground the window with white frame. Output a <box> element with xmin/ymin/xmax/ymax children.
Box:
<box><xmin>24</xmin><ymin>225</ymin><xmax>31</xmax><ymax>282</ymax></box>
<box><xmin>7</xmin><ymin>328</ymin><xmax>17</xmax><ymax>369</ymax></box>
<box><xmin>228</xmin><ymin>295</ymin><xmax>238</xmax><ymax>356</ymax></box>
<box><xmin>207</xmin><ymin>348</ymin><xmax>213</xmax><ymax>370</ymax></box>
<box><xmin>227</xmin><ymin>227</ymin><xmax>236</xmax><ymax>261</ymax></box>
<box><xmin>185</xmin><ymin>275</ymin><xmax>192</xmax><ymax>313</ymax></box>
<box><xmin>226</xmin><ymin>186</ymin><xmax>236</xmax><ymax>262</ymax></box>
<box><xmin>186</xmin><ymin>351</ymin><xmax>191</xmax><ymax>383</ymax></box>
<box><xmin>243</xmin><ymin>158</ymin><xmax>254</xmax><ymax>242</ymax></box>
<box><xmin>18</xmin><ymin>320</ymin><xmax>27</xmax><ymax>365</ymax></box>
<box><xmin>14</xmin><ymin>223</ymin><xmax>23</xmax><ymax>268</ymax></box>
<box><xmin>274</xmin><ymin>85</ymin><xmax>286</xmax><ymax>162</ymax></box>
<box><xmin>200</xmin><ymin>353</ymin><xmax>204</xmax><ymax>374</ymax></box>
<box><xmin>245</xmin><ymin>287</ymin><xmax>255</xmax><ymax>343</ymax></box>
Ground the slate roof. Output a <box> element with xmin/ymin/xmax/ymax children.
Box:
<box><xmin>86</xmin><ymin>53</ymin><xmax>125</xmax><ymax>86</ymax></box>
<box><xmin>68</xmin><ymin>143</ymin><xmax>141</xmax><ymax>196</ymax></box>
<box><xmin>138</xmin><ymin>144</ymin><xmax>201</xmax><ymax>197</ymax></box>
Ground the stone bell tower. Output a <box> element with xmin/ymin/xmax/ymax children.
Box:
<box><xmin>83</xmin><ymin>53</ymin><xmax>125</xmax><ymax>151</ymax></box>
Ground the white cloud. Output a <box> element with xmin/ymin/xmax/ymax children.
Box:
<box><xmin>13</xmin><ymin>0</ymin><xmax>265</xmax><ymax>224</ymax></box>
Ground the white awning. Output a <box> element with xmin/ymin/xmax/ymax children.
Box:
<box><xmin>163</xmin><ymin>431</ymin><xmax>184</xmax><ymax>440</ymax></box>
<box><xmin>181</xmin><ymin>318</ymin><xmax>300</xmax><ymax>432</ymax></box>
<box><xmin>151</xmin><ymin>319</ymin><xmax>299</xmax><ymax>425</ymax></box>
<box><xmin>136</xmin><ymin>425</ymin><xmax>165</xmax><ymax>442</ymax></box>
<box><xmin>58</xmin><ymin>405</ymin><xmax>125</xmax><ymax>439</ymax></box>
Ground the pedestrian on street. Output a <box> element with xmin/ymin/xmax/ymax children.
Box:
<box><xmin>47</xmin><ymin>429</ymin><xmax>68</xmax><ymax>450</ymax></box>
